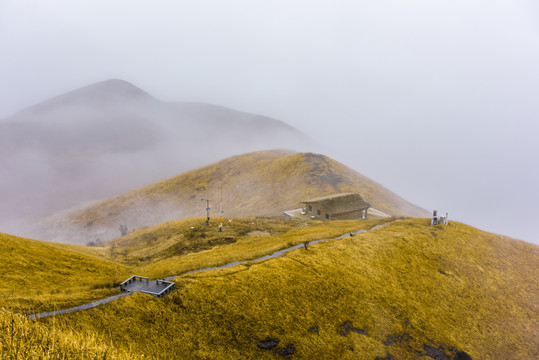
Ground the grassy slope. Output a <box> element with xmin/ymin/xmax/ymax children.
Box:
<box><xmin>52</xmin><ymin>219</ymin><xmax>538</xmax><ymax>359</ymax></box>
<box><xmin>41</xmin><ymin>150</ymin><xmax>428</xmax><ymax>243</ymax></box>
<box><xmin>0</xmin><ymin>232</ymin><xmax>128</xmax><ymax>313</ymax></box>
<box><xmin>0</xmin><ymin>309</ymin><xmax>137</xmax><ymax>359</ymax></box>
<box><xmin>108</xmin><ymin>217</ymin><xmax>388</xmax><ymax>278</ymax></box>
<box><xmin>1</xmin><ymin>217</ymin><xmax>385</xmax><ymax>313</ymax></box>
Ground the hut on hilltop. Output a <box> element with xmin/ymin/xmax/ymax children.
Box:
<box><xmin>300</xmin><ymin>193</ymin><xmax>371</xmax><ymax>220</ymax></box>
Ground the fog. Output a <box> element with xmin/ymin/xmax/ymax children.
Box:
<box><xmin>1</xmin><ymin>1</ymin><xmax>538</xmax><ymax>244</ymax></box>
<box><xmin>0</xmin><ymin>79</ymin><xmax>313</xmax><ymax>239</ymax></box>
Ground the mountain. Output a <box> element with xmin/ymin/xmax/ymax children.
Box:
<box><xmin>13</xmin><ymin>218</ymin><xmax>537</xmax><ymax>359</ymax></box>
<box><xmin>0</xmin><ymin>79</ymin><xmax>313</xmax><ymax>234</ymax></box>
<box><xmin>33</xmin><ymin>150</ymin><xmax>428</xmax><ymax>243</ymax></box>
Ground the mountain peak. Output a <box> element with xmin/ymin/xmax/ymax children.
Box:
<box><xmin>11</xmin><ymin>79</ymin><xmax>156</xmax><ymax>118</ymax></box>
<box><xmin>81</xmin><ymin>79</ymin><xmax>151</xmax><ymax>99</ymax></box>
<box><xmin>52</xmin><ymin>79</ymin><xmax>155</xmax><ymax>105</ymax></box>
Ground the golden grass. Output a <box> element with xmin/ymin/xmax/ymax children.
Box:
<box><xmin>107</xmin><ymin>217</ymin><xmax>388</xmax><ymax>279</ymax></box>
<box><xmin>0</xmin><ymin>232</ymin><xmax>129</xmax><ymax>313</ymax></box>
<box><xmin>105</xmin><ymin>216</ymin><xmax>301</xmax><ymax>265</ymax></box>
<box><xmin>0</xmin><ymin>308</ymin><xmax>137</xmax><ymax>359</ymax></box>
<box><xmin>47</xmin><ymin>219</ymin><xmax>538</xmax><ymax>359</ymax></box>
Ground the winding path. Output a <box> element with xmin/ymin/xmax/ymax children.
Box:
<box><xmin>165</xmin><ymin>222</ymin><xmax>389</xmax><ymax>280</ymax></box>
<box><xmin>30</xmin><ymin>222</ymin><xmax>390</xmax><ymax>319</ymax></box>
<box><xmin>29</xmin><ymin>293</ymin><xmax>131</xmax><ymax>320</ymax></box>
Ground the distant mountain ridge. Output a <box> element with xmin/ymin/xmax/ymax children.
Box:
<box><xmin>33</xmin><ymin>150</ymin><xmax>428</xmax><ymax>243</ymax></box>
<box><xmin>0</xmin><ymin>79</ymin><xmax>314</xmax><ymax>234</ymax></box>
<box><xmin>7</xmin><ymin>79</ymin><xmax>156</xmax><ymax>118</ymax></box>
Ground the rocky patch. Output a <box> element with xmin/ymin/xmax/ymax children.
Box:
<box><xmin>257</xmin><ymin>338</ymin><xmax>296</xmax><ymax>357</ymax></box>
<box><xmin>275</xmin><ymin>343</ymin><xmax>296</xmax><ymax>356</ymax></box>
<box><xmin>384</xmin><ymin>333</ymin><xmax>412</xmax><ymax>346</ymax></box>
<box><xmin>337</xmin><ymin>321</ymin><xmax>367</xmax><ymax>336</ymax></box>
<box><xmin>423</xmin><ymin>344</ymin><xmax>451</xmax><ymax>360</ymax></box>
<box><xmin>455</xmin><ymin>351</ymin><xmax>473</xmax><ymax>360</ymax></box>
<box><xmin>257</xmin><ymin>338</ymin><xmax>280</xmax><ymax>350</ymax></box>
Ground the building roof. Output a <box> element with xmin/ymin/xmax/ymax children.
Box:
<box><xmin>300</xmin><ymin>193</ymin><xmax>371</xmax><ymax>214</ymax></box>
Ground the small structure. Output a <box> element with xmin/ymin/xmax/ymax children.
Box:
<box><xmin>300</xmin><ymin>193</ymin><xmax>371</xmax><ymax>221</ymax></box>
<box><xmin>119</xmin><ymin>275</ymin><xmax>175</xmax><ymax>297</ymax></box>
<box><xmin>431</xmin><ymin>210</ymin><xmax>448</xmax><ymax>225</ymax></box>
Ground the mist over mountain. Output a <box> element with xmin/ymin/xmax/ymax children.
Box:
<box><xmin>0</xmin><ymin>79</ymin><xmax>313</xmax><ymax>234</ymax></box>
<box><xmin>31</xmin><ymin>150</ymin><xmax>428</xmax><ymax>244</ymax></box>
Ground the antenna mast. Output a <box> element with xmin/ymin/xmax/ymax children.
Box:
<box><xmin>201</xmin><ymin>197</ymin><xmax>210</xmax><ymax>225</ymax></box>
<box><xmin>219</xmin><ymin>187</ymin><xmax>223</xmax><ymax>232</ymax></box>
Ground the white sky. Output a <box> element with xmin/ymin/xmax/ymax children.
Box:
<box><xmin>1</xmin><ymin>0</ymin><xmax>538</xmax><ymax>244</ymax></box>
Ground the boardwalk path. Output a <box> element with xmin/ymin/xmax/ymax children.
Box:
<box><xmin>29</xmin><ymin>293</ymin><xmax>131</xmax><ymax>320</ymax></box>
<box><xmin>166</xmin><ymin>223</ymin><xmax>389</xmax><ymax>279</ymax></box>
<box><xmin>30</xmin><ymin>222</ymin><xmax>390</xmax><ymax>319</ymax></box>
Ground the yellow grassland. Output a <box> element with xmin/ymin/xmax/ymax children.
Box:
<box><xmin>108</xmin><ymin>217</ymin><xmax>388</xmax><ymax>279</ymax></box>
<box><xmin>42</xmin><ymin>219</ymin><xmax>538</xmax><ymax>360</ymax></box>
<box><xmin>1</xmin><ymin>218</ymin><xmax>385</xmax><ymax>313</ymax></box>
<box><xmin>0</xmin><ymin>232</ymin><xmax>129</xmax><ymax>313</ymax></box>
<box><xmin>0</xmin><ymin>308</ymin><xmax>137</xmax><ymax>359</ymax></box>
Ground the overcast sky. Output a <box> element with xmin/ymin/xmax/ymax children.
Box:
<box><xmin>1</xmin><ymin>0</ymin><xmax>538</xmax><ymax>244</ymax></box>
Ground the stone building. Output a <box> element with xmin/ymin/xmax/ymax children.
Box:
<box><xmin>300</xmin><ymin>193</ymin><xmax>371</xmax><ymax>220</ymax></box>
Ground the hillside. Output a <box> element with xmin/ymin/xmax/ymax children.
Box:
<box><xmin>0</xmin><ymin>232</ymin><xmax>128</xmax><ymax>313</ymax></box>
<box><xmin>0</xmin><ymin>79</ymin><xmax>312</xmax><ymax>237</ymax></box>
<box><xmin>35</xmin><ymin>150</ymin><xmax>428</xmax><ymax>243</ymax></box>
<box><xmin>100</xmin><ymin>216</ymin><xmax>389</xmax><ymax>279</ymax></box>
<box><xmin>0</xmin><ymin>309</ymin><xmax>137</xmax><ymax>359</ymax></box>
<box><xmin>37</xmin><ymin>219</ymin><xmax>538</xmax><ymax>359</ymax></box>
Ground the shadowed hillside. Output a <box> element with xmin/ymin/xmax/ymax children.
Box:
<box><xmin>0</xmin><ymin>79</ymin><xmax>312</xmax><ymax>236</ymax></box>
<box><xmin>38</xmin><ymin>219</ymin><xmax>538</xmax><ymax>360</ymax></box>
<box><xmin>35</xmin><ymin>150</ymin><xmax>428</xmax><ymax>243</ymax></box>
